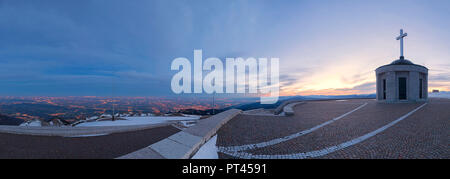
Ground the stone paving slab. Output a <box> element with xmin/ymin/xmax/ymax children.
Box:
<box><xmin>184</xmin><ymin>109</ymin><xmax>241</xmax><ymax>138</ymax></box>
<box><xmin>0</xmin><ymin>125</ymin><xmax>179</xmax><ymax>159</ymax></box>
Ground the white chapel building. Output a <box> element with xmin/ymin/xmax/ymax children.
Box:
<box><xmin>375</xmin><ymin>29</ymin><xmax>428</xmax><ymax>103</ymax></box>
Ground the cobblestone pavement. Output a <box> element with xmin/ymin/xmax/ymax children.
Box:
<box><xmin>217</xmin><ymin>98</ymin><xmax>449</xmax><ymax>159</ymax></box>
<box><xmin>0</xmin><ymin>125</ymin><xmax>179</xmax><ymax>159</ymax></box>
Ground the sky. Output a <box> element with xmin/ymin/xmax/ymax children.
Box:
<box><xmin>0</xmin><ymin>0</ymin><xmax>449</xmax><ymax>97</ymax></box>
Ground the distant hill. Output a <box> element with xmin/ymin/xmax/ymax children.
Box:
<box><xmin>0</xmin><ymin>113</ymin><xmax>24</xmax><ymax>126</ymax></box>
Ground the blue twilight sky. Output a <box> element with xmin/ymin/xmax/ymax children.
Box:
<box><xmin>0</xmin><ymin>0</ymin><xmax>449</xmax><ymax>96</ymax></box>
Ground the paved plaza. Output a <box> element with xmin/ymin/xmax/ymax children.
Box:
<box><xmin>217</xmin><ymin>98</ymin><xmax>449</xmax><ymax>159</ymax></box>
